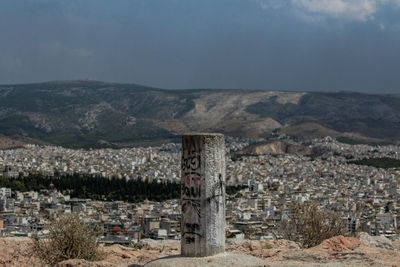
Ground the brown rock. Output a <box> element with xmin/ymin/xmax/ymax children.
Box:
<box><xmin>272</xmin><ymin>240</ymin><xmax>300</xmax><ymax>250</ymax></box>
<box><xmin>314</xmin><ymin>235</ymin><xmax>361</xmax><ymax>253</ymax></box>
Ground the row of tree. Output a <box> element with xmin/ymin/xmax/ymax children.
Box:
<box><xmin>349</xmin><ymin>157</ymin><xmax>400</xmax><ymax>169</ymax></box>
<box><xmin>0</xmin><ymin>173</ymin><xmax>244</xmax><ymax>202</ymax></box>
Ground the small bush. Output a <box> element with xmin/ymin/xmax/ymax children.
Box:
<box><xmin>131</xmin><ymin>241</ymin><xmax>145</xmax><ymax>251</ymax></box>
<box><xmin>280</xmin><ymin>201</ymin><xmax>346</xmax><ymax>248</ymax></box>
<box><xmin>32</xmin><ymin>214</ymin><xmax>104</xmax><ymax>266</ymax></box>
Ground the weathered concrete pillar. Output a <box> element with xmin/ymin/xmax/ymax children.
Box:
<box><xmin>181</xmin><ymin>133</ymin><xmax>226</xmax><ymax>257</ymax></box>
<box><xmin>145</xmin><ymin>132</ymin><xmax>265</xmax><ymax>266</ymax></box>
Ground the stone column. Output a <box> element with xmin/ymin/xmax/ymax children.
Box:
<box><xmin>181</xmin><ymin>133</ymin><xmax>226</xmax><ymax>257</ymax></box>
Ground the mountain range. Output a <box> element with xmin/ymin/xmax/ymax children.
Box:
<box><xmin>0</xmin><ymin>80</ymin><xmax>399</xmax><ymax>148</ymax></box>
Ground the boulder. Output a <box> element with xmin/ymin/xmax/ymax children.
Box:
<box><xmin>316</xmin><ymin>235</ymin><xmax>361</xmax><ymax>252</ymax></box>
<box><xmin>358</xmin><ymin>232</ymin><xmax>394</xmax><ymax>250</ymax></box>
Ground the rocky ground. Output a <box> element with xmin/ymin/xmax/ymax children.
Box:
<box><xmin>1</xmin><ymin>233</ymin><xmax>400</xmax><ymax>267</ymax></box>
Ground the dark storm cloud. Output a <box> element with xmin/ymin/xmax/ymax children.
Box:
<box><xmin>0</xmin><ymin>0</ymin><xmax>400</xmax><ymax>93</ymax></box>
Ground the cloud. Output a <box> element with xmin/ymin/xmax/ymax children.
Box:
<box><xmin>293</xmin><ymin>0</ymin><xmax>378</xmax><ymax>21</ymax></box>
<box><xmin>258</xmin><ymin>0</ymin><xmax>400</xmax><ymax>21</ymax></box>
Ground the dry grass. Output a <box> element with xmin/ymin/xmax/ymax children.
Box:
<box><xmin>32</xmin><ymin>214</ymin><xmax>104</xmax><ymax>266</ymax></box>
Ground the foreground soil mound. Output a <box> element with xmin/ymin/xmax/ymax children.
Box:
<box><xmin>1</xmin><ymin>234</ymin><xmax>400</xmax><ymax>266</ymax></box>
<box><xmin>0</xmin><ymin>237</ymin><xmax>40</xmax><ymax>267</ymax></box>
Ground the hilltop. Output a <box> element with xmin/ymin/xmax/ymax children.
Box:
<box><xmin>1</xmin><ymin>234</ymin><xmax>400</xmax><ymax>266</ymax></box>
<box><xmin>0</xmin><ymin>80</ymin><xmax>399</xmax><ymax>148</ymax></box>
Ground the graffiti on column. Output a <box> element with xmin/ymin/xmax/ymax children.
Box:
<box><xmin>206</xmin><ymin>173</ymin><xmax>224</xmax><ymax>212</ymax></box>
<box><xmin>181</xmin><ymin>138</ymin><xmax>203</xmax><ymax>244</ymax></box>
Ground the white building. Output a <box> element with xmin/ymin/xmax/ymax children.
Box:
<box><xmin>0</xmin><ymin>188</ymin><xmax>11</xmax><ymax>198</ymax></box>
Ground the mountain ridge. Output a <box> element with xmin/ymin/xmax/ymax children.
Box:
<box><xmin>0</xmin><ymin>80</ymin><xmax>399</xmax><ymax>148</ymax></box>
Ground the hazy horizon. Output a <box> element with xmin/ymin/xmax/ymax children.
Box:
<box><xmin>1</xmin><ymin>0</ymin><xmax>400</xmax><ymax>93</ymax></box>
<box><xmin>1</xmin><ymin>79</ymin><xmax>400</xmax><ymax>95</ymax></box>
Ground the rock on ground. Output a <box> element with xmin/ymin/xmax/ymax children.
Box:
<box><xmin>358</xmin><ymin>232</ymin><xmax>394</xmax><ymax>250</ymax></box>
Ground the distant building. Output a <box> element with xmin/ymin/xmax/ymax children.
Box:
<box><xmin>0</xmin><ymin>188</ymin><xmax>11</xmax><ymax>198</ymax></box>
<box><xmin>3</xmin><ymin>167</ymin><xmax>18</xmax><ymax>178</ymax></box>
<box><xmin>149</xmin><ymin>228</ymin><xmax>167</xmax><ymax>240</ymax></box>
<box><xmin>141</xmin><ymin>216</ymin><xmax>160</xmax><ymax>236</ymax></box>
<box><xmin>160</xmin><ymin>218</ymin><xmax>179</xmax><ymax>238</ymax></box>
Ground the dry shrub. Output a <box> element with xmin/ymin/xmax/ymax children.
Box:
<box><xmin>280</xmin><ymin>201</ymin><xmax>346</xmax><ymax>248</ymax></box>
<box><xmin>32</xmin><ymin>214</ymin><xmax>104</xmax><ymax>266</ymax></box>
<box><xmin>131</xmin><ymin>241</ymin><xmax>144</xmax><ymax>251</ymax></box>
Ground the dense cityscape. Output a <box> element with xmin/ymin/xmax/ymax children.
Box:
<box><xmin>0</xmin><ymin>136</ymin><xmax>400</xmax><ymax>244</ymax></box>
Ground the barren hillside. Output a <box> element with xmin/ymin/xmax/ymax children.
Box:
<box><xmin>0</xmin><ymin>81</ymin><xmax>399</xmax><ymax>148</ymax></box>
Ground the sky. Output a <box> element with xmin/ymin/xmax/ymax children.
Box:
<box><xmin>1</xmin><ymin>0</ymin><xmax>400</xmax><ymax>93</ymax></box>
